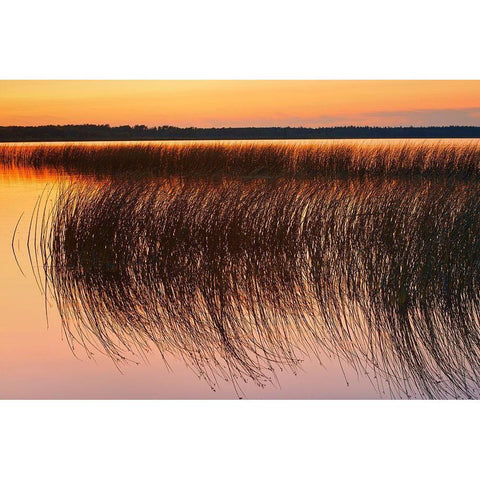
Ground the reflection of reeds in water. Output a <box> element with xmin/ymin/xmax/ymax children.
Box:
<box><xmin>3</xmin><ymin>140</ymin><xmax>480</xmax><ymax>178</ymax></box>
<box><xmin>32</xmin><ymin>176</ymin><xmax>480</xmax><ymax>398</ymax></box>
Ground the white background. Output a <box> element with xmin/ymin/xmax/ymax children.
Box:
<box><xmin>1</xmin><ymin>1</ymin><xmax>479</xmax><ymax>479</ymax></box>
<box><xmin>2</xmin><ymin>0</ymin><xmax>480</xmax><ymax>79</ymax></box>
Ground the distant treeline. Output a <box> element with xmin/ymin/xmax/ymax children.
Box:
<box><xmin>1</xmin><ymin>125</ymin><xmax>480</xmax><ymax>142</ymax></box>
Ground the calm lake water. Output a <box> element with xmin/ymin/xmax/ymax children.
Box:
<box><xmin>1</xmin><ymin>140</ymin><xmax>479</xmax><ymax>399</ymax></box>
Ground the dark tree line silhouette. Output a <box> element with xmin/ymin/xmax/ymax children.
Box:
<box><xmin>1</xmin><ymin>124</ymin><xmax>480</xmax><ymax>142</ymax></box>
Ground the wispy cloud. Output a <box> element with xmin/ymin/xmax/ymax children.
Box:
<box><xmin>197</xmin><ymin>107</ymin><xmax>480</xmax><ymax>128</ymax></box>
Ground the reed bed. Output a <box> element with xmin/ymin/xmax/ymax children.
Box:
<box><xmin>2</xmin><ymin>140</ymin><xmax>480</xmax><ymax>178</ymax></box>
<box><xmin>29</xmin><ymin>176</ymin><xmax>480</xmax><ymax>398</ymax></box>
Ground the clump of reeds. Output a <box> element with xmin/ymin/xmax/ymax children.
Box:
<box><xmin>2</xmin><ymin>140</ymin><xmax>480</xmax><ymax>179</ymax></box>
<box><xmin>28</xmin><ymin>176</ymin><xmax>480</xmax><ymax>398</ymax></box>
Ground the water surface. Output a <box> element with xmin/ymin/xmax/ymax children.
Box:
<box><xmin>1</xmin><ymin>140</ymin><xmax>479</xmax><ymax>399</ymax></box>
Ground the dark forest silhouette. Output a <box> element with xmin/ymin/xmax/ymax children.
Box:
<box><xmin>1</xmin><ymin>124</ymin><xmax>480</xmax><ymax>142</ymax></box>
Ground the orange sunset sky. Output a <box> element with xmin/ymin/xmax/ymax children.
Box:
<box><xmin>1</xmin><ymin>80</ymin><xmax>480</xmax><ymax>128</ymax></box>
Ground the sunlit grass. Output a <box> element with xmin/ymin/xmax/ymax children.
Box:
<box><xmin>2</xmin><ymin>140</ymin><xmax>480</xmax><ymax>178</ymax></box>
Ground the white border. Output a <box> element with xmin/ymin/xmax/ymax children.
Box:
<box><xmin>1</xmin><ymin>0</ymin><xmax>480</xmax><ymax>79</ymax></box>
<box><xmin>1</xmin><ymin>401</ymin><xmax>478</xmax><ymax>480</ymax></box>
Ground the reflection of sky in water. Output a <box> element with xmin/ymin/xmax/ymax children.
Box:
<box><xmin>0</xmin><ymin>171</ymin><xmax>381</xmax><ymax>399</ymax></box>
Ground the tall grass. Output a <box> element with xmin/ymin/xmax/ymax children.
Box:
<box><xmin>29</xmin><ymin>176</ymin><xmax>480</xmax><ymax>398</ymax></box>
<box><xmin>2</xmin><ymin>140</ymin><xmax>480</xmax><ymax>178</ymax></box>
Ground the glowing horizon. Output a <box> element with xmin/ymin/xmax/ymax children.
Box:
<box><xmin>1</xmin><ymin>80</ymin><xmax>480</xmax><ymax>128</ymax></box>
